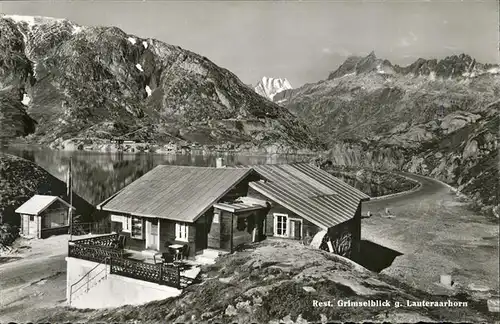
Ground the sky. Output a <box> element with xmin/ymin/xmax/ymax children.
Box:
<box><xmin>0</xmin><ymin>0</ymin><xmax>498</xmax><ymax>87</ymax></box>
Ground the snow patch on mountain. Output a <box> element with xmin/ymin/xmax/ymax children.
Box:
<box><xmin>462</xmin><ymin>71</ymin><xmax>477</xmax><ymax>78</ymax></box>
<box><xmin>3</xmin><ymin>15</ymin><xmax>36</xmax><ymax>27</ymax></box>
<box><xmin>135</xmin><ymin>63</ymin><xmax>143</xmax><ymax>72</ymax></box>
<box><xmin>143</xmin><ymin>41</ymin><xmax>148</xmax><ymax>49</ymax></box>
<box><xmin>376</xmin><ymin>64</ymin><xmax>386</xmax><ymax>74</ymax></box>
<box><xmin>32</xmin><ymin>62</ymin><xmax>38</xmax><ymax>78</ymax></box>
<box><xmin>3</xmin><ymin>14</ymin><xmax>65</xmax><ymax>27</ymax></box>
<box><xmin>254</xmin><ymin>77</ymin><xmax>293</xmax><ymax>100</ymax></box>
<box><xmin>58</xmin><ymin>118</ymin><xmax>68</xmax><ymax>125</ymax></box>
<box><xmin>128</xmin><ymin>37</ymin><xmax>137</xmax><ymax>45</ymax></box>
<box><xmin>145</xmin><ymin>85</ymin><xmax>152</xmax><ymax>97</ymax></box>
<box><xmin>21</xmin><ymin>94</ymin><xmax>31</xmax><ymax>106</ymax></box>
<box><xmin>3</xmin><ymin>14</ymin><xmax>84</xmax><ymax>40</ymax></box>
<box><xmin>72</xmin><ymin>25</ymin><xmax>83</xmax><ymax>35</ymax></box>
<box><xmin>488</xmin><ymin>67</ymin><xmax>500</xmax><ymax>74</ymax></box>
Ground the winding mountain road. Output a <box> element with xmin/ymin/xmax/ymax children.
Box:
<box><xmin>361</xmin><ymin>172</ymin><xmax>499</xmax><ymax>295</ymax></box>
<box><xmin>364</xmin><ymin>171</ymin><xmax>450</xmax><ymax>210</ymax></box>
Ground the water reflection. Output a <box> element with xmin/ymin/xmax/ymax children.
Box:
<box><xmin>2</xmin><ymin>146</ymin><xmax>312</xmax><ymax>205</ymax></box>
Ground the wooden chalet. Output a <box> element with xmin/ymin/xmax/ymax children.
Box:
<box><xmin>96</xmin><ymin>162</ymin><xmax>370</xmax><ymax>260</ymax></box>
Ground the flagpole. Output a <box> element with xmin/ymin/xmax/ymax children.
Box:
<box><xmin>68</xmin><ymin>157</ymin><xmax>73</xmax><ymax>241</ymax></box>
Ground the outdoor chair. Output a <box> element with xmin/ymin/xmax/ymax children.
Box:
<box><xmin>162</xmin><ymin>252</ymin><xmax>175</xmax><ymax>265</ymax></box>
<box><xmin>181</xmin><ymin>244</ymin><xmax>190</xmax><ymax>260</ymax></box>
<box><xmin>115</xmin><ymin>235</ymin><xmax>126</xmax><ymax>249</ymax></box>
<box><xmin>164</xmin><ymin>241</ymin><xmax>174</xmax><ymax>253</ymax></box>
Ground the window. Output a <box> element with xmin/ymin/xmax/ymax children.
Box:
<box><xmin>111</xmin><ymin>214</ymin><xmax>122</xmax><ymax>223</ymax></box>
<box><xmin>111</xmin><ymin>215</ymin><xmax>130</xmax><ymax>232</ymax></box>
<box><xmin>236</xmin><ymin>217</ymin><xmax>247</xmax><ymax>231</ymax></box>
<box><xmin>213</xmin><ymin>213</ymin><xmax>219</xmax><ymax>224</ymax></box>
<box><xmin>131</xmin><ymin>217</ymin><xmax>143</xmax><ymax>239</ymax></box>
<box><xmin>29</xmin><ymin>215</ymin><xmax>35</xmax><ymax>221</ymax></box>
<box><xmin>175</xmin><ymin>223</ymin><xmax>189</xmax><ymax>242</ymax></box>
<box><xmin>274</xmin><ymin>214</ymin><xmax>288</xmax><ymax>237</ymax></box>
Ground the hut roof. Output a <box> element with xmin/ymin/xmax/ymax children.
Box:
<box><xmin>98</xmin><ymin>165</ymin><xmax>252</xmax><ymax>222</ymax></box>
<box><xmin>15</xmin><ymin>195</ymin><xmax>74</xmax><ymax>216</ymax></box>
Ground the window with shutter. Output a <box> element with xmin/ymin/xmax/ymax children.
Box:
<box><xmin>175</xmin><ymin>222</ymin><xmax>189</xmax><ymax>242</ymax></box>
<box><xmin>131</xmin><ymin>217</ymin><xmax>143</xmax><ymax>239</ymax></box>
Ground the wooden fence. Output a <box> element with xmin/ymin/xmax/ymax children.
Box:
<box><xmin>71</xmin><ymin>222</ymin><xmax>112</xmax><ymax>236</ymax></box>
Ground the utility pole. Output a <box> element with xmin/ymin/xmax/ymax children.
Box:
<box><xmin>68</xmin><ymin>157</ymin><xmax>73</xmax><ymax>241</ymax></box>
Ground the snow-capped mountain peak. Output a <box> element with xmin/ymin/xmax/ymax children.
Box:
<box><xmin>254</xmin><ymin>77</ymin><xmax>293</xmax><ymax>100</ymax></box>
<box><xmin>1</xmin><ymin>14</ymin><xmax>67</xmax><ymax>27</ymax></box>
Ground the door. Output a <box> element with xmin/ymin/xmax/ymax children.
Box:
<box><xmin>147</xmin><ymin>219</ymin><xmax>159</xmax><ymax>250</ymax></box>
<box><xmin>195</xmin><ymin>216</ymin><xmax>208</xmax><ymax>252</ymax></box>
<box><xmin>290</xmin><ymin>220</ymin><xmax>302</xmax><ymax>240</ymax></box>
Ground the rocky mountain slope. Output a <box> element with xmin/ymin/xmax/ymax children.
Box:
<box><xmin>0</xmin><ymin>15</ymin><xmax>320</xmax><ymax>153</ymax></box>
<box><xmin>283</xmin><ymin>52</ymin><xmax>499</xmax><ymax>216</ymax></box>
<box><xmin>254</xmin><ymin>76</ymin><xmax>292</xmax><ymax>102</ymax></box>
<box><xmin>279</xmin><ymin>52</ymin><xmax>499</xmax><ymax>142</ymax></box>
<box><xmin>35</xmin><ymin>240</ymin><xmax>495</xmax><ymax>323</ymax></box>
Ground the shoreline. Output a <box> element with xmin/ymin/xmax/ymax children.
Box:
<box><xmin>3</xmin><ymin>141</ymin><xmax>322</xmax><ymax>157</ymax></box>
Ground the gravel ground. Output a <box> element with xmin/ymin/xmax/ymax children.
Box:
<box><xmin>0</xmin><ymin>234</ymin><xmax>97</xmax><ymax>322</ymax></box>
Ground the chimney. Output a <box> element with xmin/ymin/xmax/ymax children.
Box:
<box><xmin>216</xmin><ymin>157</ymin><xmax>225</xmax><ymax>168</ymax></box>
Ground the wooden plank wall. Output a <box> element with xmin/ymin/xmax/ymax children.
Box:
<box><xmin>207</xmin><ymin>209</ymin><xmax>222</xmax><ymax>250</ymax></box>
<box><xmin>22</xmin><ymin>214</ymin><xmax>41</xmax><ymax>237</ymax></box>
<box><xmin>219</xmin><ymin>211</ymin><xmax>233</xmax><ymax>251</ymax></box>
<box><xmin>232</xmin><ymin>210</ymin><xmax>254</xmax><ymax>249</ymax></box>
<box><xmin>118</xmin><ymin>231</ymin><xmax>146</xmax><ymax>251</ymax></box>
<box><xmin>247</xmin><ymin>187</ymin><xmax>321</xmax><ymax>241</ymax></box>
<box><xmin>42</xmin><ymin>201</ymin><xmax>69</xmax><ymax>228</ymax></box>
<box><xmin>159</xmin><ymin>219</ymin><xmax>196</xmax><ymax>257</ymax></box>
<box><xmin>326</xmin><ymin>218</ymin><xmax>357</xmax><ymax>258</ymax></box>
<box><xmin>220</xmin><ymin>172</ymin><xmax>260</xmax><ymax>202</ymax></box>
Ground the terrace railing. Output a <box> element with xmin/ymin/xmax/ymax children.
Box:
<box><xmin>68</xmin><ymin>257</ymin><xmax>110</xmax><ymax>306</ymax></box>
<box><xmin>69</xmin><ymin>243</ymin><xmax>124</xmax><ymax>263</ymax></box>
<box><xmin>69</xmin><ymin>233</ymin><xmax>185</xmax><ymax>289</ymax></box>
<box><xmin>110</xmin><ymin>257</ymin><xmax>182</xmax><ymax>289</ymax></box>
<box><xmin>68</xmin><ymin>234</ymin><xmax>123</xmax><ymax>263</ymax></box>
<box><xmin>71</xmin><ymin>233</ymin><xmax>119</xmax><ymax>247</ymax></box>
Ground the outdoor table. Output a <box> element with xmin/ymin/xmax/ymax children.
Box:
<box><xmin>169</xmin><ymin>244</ymin><xmax>184</xmax><ymax>261</ymax></box>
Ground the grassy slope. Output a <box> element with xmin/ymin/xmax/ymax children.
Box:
<box><xmin>37</xmin><ymin>240</ymin><xmax>494</xmax><ymax>323</ymax></box>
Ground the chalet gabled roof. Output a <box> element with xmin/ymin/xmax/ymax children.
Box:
<box><xmin>98</xmin><ymin>165</ymin><xmax>253</xmax><ymax>222</ymax></box>
<box><xmin>15</xmin><ymin>195</ymin><xmax>74</xmax><ymax>216</ymax></box>
<box><xmin>246</xmin><ymin>163</ymin><xmax>370</xmax><ymax>229</ymax></box>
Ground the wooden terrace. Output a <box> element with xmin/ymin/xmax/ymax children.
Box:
<box><xmin>68</xmin><ymin>234</ymin><xmax>199</xmax><ymax>289</ymax></box>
